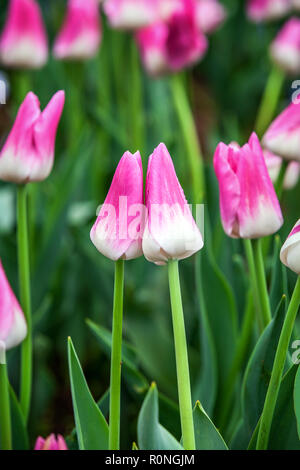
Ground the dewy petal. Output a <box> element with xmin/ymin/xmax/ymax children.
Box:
<box><xmin>143</xmin><ymin>143</ymin><xmax>203</xmax><ymax>265</ymax></box>
<box><xmin>262</xmin><ymin>101</ymin><xmax>300</xmax><ymax>161</ymax></box>
<box><xmin>0</xmin><ymin>260</ymin><xmax>27</xmax><ymax>350</ymax></box>
<box><xmin>213</xmin><ymin>142</ymin><xmax>241</xmax><ymax>237</ymax></box>
<box><xmin>90</xmin><ymin>151</ymin><xmax>144</xmax><ymax>261</ymax></box>
<box><xmin>280</xmin><ymin>219</ymin><xmax>300</xmax><ymax>274</ymax></box>
<box><xmin>0</xmin><ymin>0</ymin><xmax>48</xmax><ymax>68</ymax></box>
<box><xmin>53</xmin><ymin>0</ymin><xmax>102</xmax><ymax>60</ymax></box>
<box><xmin>236</xmin><ymin>133</ymin><xmax>283</xmax><ymax>238</ymax></box>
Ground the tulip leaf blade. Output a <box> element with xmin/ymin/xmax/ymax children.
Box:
<box><xmin>294</xmin><ymin>365</ymin><xmax>300</xmax><ymax>440</ymax></box>
<box><xmin>9</xmin><ymin>385</ymin><xmax>29</xmax><ymax>450</ymax></box>
<box><xmin>193</xmin><ymin>401</ymin><xmax>228</xmax><ymax>450</ymax></box>
<box><xmin>68</xmin><ymin>337</ymin><xmax>109</xmax><ymax>450</ymax></box>
<box><xmin>137</xmin><ymin>382</ymin><xmax>183</xmax><ymax>450</ymax></box>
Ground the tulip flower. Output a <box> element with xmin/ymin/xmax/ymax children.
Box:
<box><xmin>280</xmin><ymin>220</ymin><xmax>300</xmax><ymax>274</ymax></box>
<box><xmin>34</xmin><ymin>434</ymin><xmax>68</xmax><ymax>450</ymax></box>
<box><xmin>270</xmin><ymin>18</ymin><xmax>300</xmax><ymax>75</ymax></box>
<box><xmin>213</xmin><ymin>133</ymin><xmax>283</xmax><ymax>239</ymax></box>
<box><xmin>0</xmin><ymin>91</ymin><xmax>65</xmax><ymax>184</ymax></box>
<box><xmin>195</xmin><ymin>0</ymin><xmax>227</xmax><ymax>34</ymax></box>
<box><xmin>0</xmin><ymin>260</ymin><xmax>27</xmax><ymax>351</ymax></box>
<box><xmin>262</xmin><ymin>102</ymin><xmax>300</xmax><ymax>162</ymax></box>
<box><xmin>263</xmin><ymin>150</ymin><xmax>300</xmax><ymax>190</ymax></box>
<box><xmin>103</xmin><ymin>0</ymin><xmax>161</xmax><ymax>29</ymax></box>
<box><xmin>53</xmin><ymin>0</ymin><xmax>102</xmax><ymax>60</ymax></box>
<box><xmin>246</xmin><ymin>0</ymin><xmax>292</xmax><ymax>22</ymax></box>
<box><xmin>136</xmin><ymin>0</ymin><xmax>208</xmax><ymax>75</ymax></box>
<box><xmin>90</xmin><ymin>151</ymin><xmax>144</xmax><ymax>261</ymax></box>
<box><xmin>143</xmin><ymin>143</ymin><xmax>203</xmax><ymax>265</ymax></box>
<box><xmin>0</xmin><ymin>0</ymin><xmax>48</xmax><ymax>69</ymax></box>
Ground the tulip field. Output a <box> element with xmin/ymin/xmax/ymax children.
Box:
<box><xmin>1</xmin><ymin>0</ymin><xmax>300</xmax><ymax>453</ymax></box>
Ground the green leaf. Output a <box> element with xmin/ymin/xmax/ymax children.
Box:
<box><xmin>137</xmin><ymin>383</ymin><xmax>183</xmax><ymax>450</ymax></box>
<box><xmin>242</xmin><ymin>296</ymin><xmax>287</xmax><ymax>439</ymax></box>
<box><xmin>295</xmin><ymin>365</ymin><xmax>300</xmax><ymax>439</ymax></box>
<box><xmin>269</xmin><ymin>235</ymin><xmax>289</xmax><ymax>314</ymax></box>
<box><xmin>68</xmin><ymin>337</ymin><xmax>109</xmax><ymax>450</ymax></box>
<box><xmin>86</xmin><ymin>319</ymin><xmax>148</xmax><ymax>394</ymax></box>
<box><xmin>193</xmin><ymin>401</ymin><xmax>228</xmax><ymax>450</ymax></box>
<box><xmin>9</xmin><ymin>386</ymin><xmax>29</xmax><ymax>450</ymax></box>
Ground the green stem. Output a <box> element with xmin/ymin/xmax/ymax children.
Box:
<box><xmin>109</xmin><ymin>259</ymin><xmax>125</xmax><ymax>451</ymax></box>
<box><xmin>275</xmin><ymin>160</ymin><xmax>288</xmax><ymax>200</ymax></box>
<box><xmin>17</xmin><ymin>185</ymin><xmax>32</xmax><ymax>423</ymax></box>
<box><xmin>252</xmin><ymin>239</ymin><xmax>272</xmax><ymax>328</ymax></box>
<box><xmin>257</xmin><ymin>277</ymin><xmax>300</xmax><ymax>449</ymax></box>
<box><xmin>0</xmin><ymin>351</ymin><xmax>12</xmax><ymax>450</ymax></box>
<box><xmin>255</xmin><ymin>65</ymin><xmax>285</xmax><ymax>138</ymax></box>
<box><xmin>130</xmin><ymin>39</ymin><xmax>144</xmax><ymax>154</ymax></box>
<box><xmin>168</xmin><ymin>260</ymin><xmax>195</xmax><ymax>450</ymax></box>
<box><xmin>219</xmin><ymin>292</ymin><xmax>254</xmax><ymax>430</ymax></box>
<box><xmin>170</xmin><ymin>74</ymin><xmax>205</xmax><ymax>204</ymax></box>
<box><xmin>244</xmin><ymin>239</ymin><xmax>264</xmax><ymax>332</ymax></box>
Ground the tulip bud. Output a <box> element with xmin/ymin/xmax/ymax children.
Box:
<box><xmin>280</xmin><ymin>220</ymin><xmax>300</xmax><ymax>274</ymax></box>
<box><xmin>53</xmin><ymin>0</ymin><xmax>102</xmax><ymax>60</ymax></box>
<box><xmin>196</xmin><ymin>0</ymin><xmax>227</xmax><ymax>34</ymax></box>
<box><xmin>262</xmin><ymin>102</ymin><xmax>300</xmax><ymax>162</ymax></box>
<box><xmin>0</xmin><ymin>260</ymin><xmax>27</xmax><ymax>351</ymax></box>
<box><xmin>270</xmin><ymin>17</ymin><xmax>300</xmax><ymax>75</ymax></box>
<box><xmin>103</xmin><ymin>0</ymin><xmax>160</xmax><ymax>29</ymax></box>
<box><xmin>34</xmin><ymin>434</ymin><xmax>68</xmax><ymax>450</ymax></box>
<box><xmin>90</xmin><ymin>151</ymin><xmax>144</xmax><ymax>261</ymax></box>
<box><xmin>0</xmin><ymin>91</ymin><xmax>65</xmax><ymax>183</ymax></box>
<box><xmin>213</xmin><ymin>133</ymin><xmax>283</xmax><ymax>239</ymax></box>
<box><xmin>143</xmin><ymin>143</ymin><xmax>203</xmax><ymax>265</ymax></box>
<box><xmin>246</xmin><ymin>0</ymin><xmax>292</xmax><ymax>22</ymax></box>
<box><xmin>135</xmin><ymin>23</ymin><xmax>169</xmax><ymax>76</ymax></box>
<box><xmin>0</xmin><ymin>0</ymin><xmax>48</xmax><ymax>69</ymax></box>
<box><xmin>263</xmin><ymin>150</ymin><xmax>300</xmax><ymax>190</ymax></box>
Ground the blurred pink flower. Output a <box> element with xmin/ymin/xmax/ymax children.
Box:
<box><xmin>270</xmin><ymin>17</ymin><xmax>300</xmax><ymax>75</ymax></box>
<box><xmin>90</xmin><ymin>151</ymin><xmax>144</xmax><ymax>261</ymax></box>
<box><xmin>262</xmin><ymin>101</ymin><xmax>300</xmax><ymax>161</ymax></box>
<box><xmin>0</xmin><ymin>260</ymin><xmax>27</xmax><ymax>351</ymax></box>
<box><xmin>263</xmin><ymin>149</ymin><xmax>300</xmax><ymax>190</ymax></box>
<box><xmin>247</xmin><ymin>0</ymin><xmax>292</xmax><ymax>22</ymax></box>
<box><xmin>136</xmin><ymin>0</ymin><xmax>207</xmax><ymax>75</ymax></box>
<box><xmin>280</xmin><ymin>219</ymin><xmax>300</xmax><ymax>274</ymax></box>
<box><xmin>103</xmin><ymin>0</ymin><xmax>161</xmax><ymax>29</ymax></box>
<box><xmin>53</xmin><ymin>0</ymin><xmax>101</xmax><ymax>60</ymax></box>
<box><xmin>0</xmin><ymin>0</ymin><xmax>48</xmax><ymax>68</ymax></box>
<box><xmin>34</xmin><ymin>434</ymin><xmax>68</xmax><ymax>450</ymax></box>
<box><xmin>143</xmin><ymin>143</ymin><xmax>203</xmax><ymax>265</ymax></box>
<box><xmin>213</xmin><ymin>133</ymin><xmax>283</xmax><ymax>238</ymax></box>
<box><xmin>196</xmin><ymin>0</ymin><xmax>227</xmax><ymax>34</ymax></box>
<box><xmin>0</xmin><ymin>91</ymin><xmax>65</xmax><ymax>183</ymax></box>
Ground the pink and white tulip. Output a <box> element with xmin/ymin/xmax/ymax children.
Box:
<box><xmin>0</xmin><ymin>91</ymin><xmax>65</xmax><ymax>183</ymax></box>
<box><xmin>246</xmin><ymin>0</ymin><xmax>292</xmax><ymax>22</ymax></box>
<box><xmin>90</xmin><ymin>151</ymin><xmax>144</xmax><ymax>261</ymax></box>
<box><xmin>0</xmin><ymin>0</ymin><xmax>48</xmax><ymax>68</ymax></box>
<box><xmin>213</xmin><ymin>133</ymin><xmax>283</xmax><ymax>239</ymax></box>
<box><xmin>103</xmin><ymin>0</ymin><xmax>161</xmax><ymax>29</ymax></box>
<box><xmin>196</xmin><ymin>0</ymin><xmax>227</xmax><ymax>34</ymax></box>
<box><xmin>280</xmin><ymin>220</ymin><xmax>300</xmax><ymax>274</ymax></box>
<box><xmin>136</xmin><ymin>0</ymin><xmax>207</xmax><ymax>75</ymax></box>
<box><xmin>53</xmin><ymin>0</ymin><xmax>101</xmax><ymax>60</ymax></box>
<box><xmin>262</xmin><ymin>102</ymin><xmax>300</xmax><ymax>162</ymax></box>
<box><xmin>263</xmin><ymin>150</ymin><xmax>300</xmax><ymax>190</ymax></box>
<box><xmin>0</xmin><ymin>260</ymin><xmax>27</xmax><ymax>351</ymax></box>
<box><xmin>270</xmin><ymin>17</ymin><xmax>300</xmax><ymax>75</ymax></box>
<box><xmin>143</xmin><ymin>143</ymin><xmax>203</xmax><ymax>265</ymax></box>
<box><xmin>34</xmin><ymin>434</ymin><xmax>68</xmax><ymax>450</ymax></box>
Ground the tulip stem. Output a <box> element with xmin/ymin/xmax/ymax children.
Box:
<box><xmin>17</xmin><ymin>185</ymin><xmax>32</xmax><ymax>423</ymax></box>
<box><xmin>255</xmin><ymin>65</ymin><xmax>285</xmax><ymax>138</ymax></box>
<box><xmin>252</xmin><ymin>239</ymin><xmax>272</xmax><ymax>328</ymax></box>
<box><xmin>0</xmin><ymin>354</ymin><xmax>12</xmax><ymax>450</ymax></box>
<box><xmin>109</xmin><ymin>259</ymin><xmax>124</xmax><ymax>451</ymax></box>
<box><xmin>168</xmin><ymin>260</ymin><xmax>195</xmax><ymax>450</ymax></box>
<box><xmin>244</xmin><ymin>239</ymin><xmax>264</xmax><ymax>332</ymax></box>
<box><xmin>257</xmin><ymin>276</ymin><xmax>300</xmax><ymax>449</ymax></box>
<box><xmin>170</xmin><ymin>73</ymin><xmax>205</xmax><ymax>204</ymax></box>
